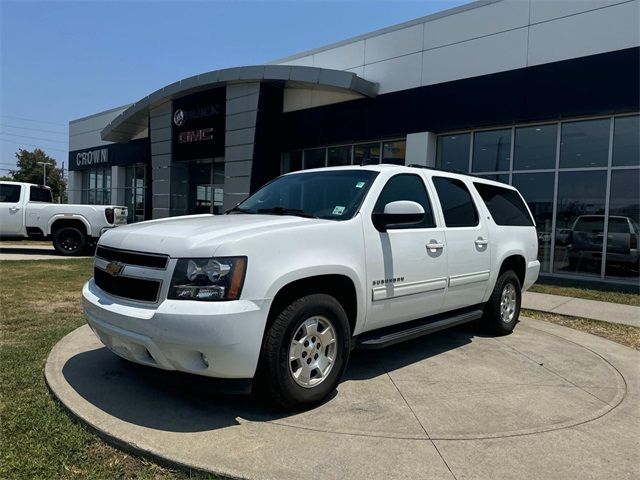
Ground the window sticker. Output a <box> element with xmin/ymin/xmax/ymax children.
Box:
<box><xmin>332</xmin><ymin>206</ymin><xmax>346</xmax><ymax>216</ymax></box>
<box><xmin>355</xmin><ymin>181</ymin><xmax>366</xmax><ymax>188</ymax></box>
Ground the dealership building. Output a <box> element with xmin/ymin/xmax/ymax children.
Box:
<box><xmin>68</xmin><ymin>0</ymin><xmax>639</xmax><ymax>284</ymax></box>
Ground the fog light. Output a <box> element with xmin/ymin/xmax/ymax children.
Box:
<box><xmin>201</xmin><ymin>353</ymin><xmax>209</xmax><ymax>367</ymax></box>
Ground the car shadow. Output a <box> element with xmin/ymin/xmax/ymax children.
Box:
<box><xmin>61</xmin><ymin>323</ymin><xmax>481</xmax><ymax>433</ymax></box>
<box><xmin>0</xmin><ymin>246</ymin><xmax>56</xmax><ymax>255</ymax></box>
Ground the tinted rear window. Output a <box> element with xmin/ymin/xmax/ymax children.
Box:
<box><xmin>474</xmin><ymin>183</ymin><xmax>534</xmax><ymax>227</ymax></box>
<box><xmin>0</xmin><ymin>184</ymin><xmax>21</xmax><ymax>203</ymax></box>
<box><xmin>29</xmin><ymin>186</ymin><xmax>53</xmax><ymax>203</ymax></box>
<box><xmin>432</xmin><ymin>177</ymin><xmax>479</xmax><ymax>227</ymax></box>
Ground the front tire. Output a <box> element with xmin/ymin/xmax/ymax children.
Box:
<box><xmin>483</xmin><ymin>271</ymin><xmax>521</xmax><ymax>335</ymax></box>
<box><xmin>259</xmin><ymin>294</ymin><xmax>351</xmax><ymax>410</ymax></box>
<box><xmin>52</xmin><ymin>227</ymin><xmax>87</xmax><ymax>256</ymax></box>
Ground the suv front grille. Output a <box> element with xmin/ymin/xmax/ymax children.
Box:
<box><xmin>94</xmin><ymin>267</ymin><xmax>161</xmax><ymax>303</ymax></box>
<box><xmin>96</xmin><ymin>246</ymin><xmax>169</xmax><ymax>270</ymax></box>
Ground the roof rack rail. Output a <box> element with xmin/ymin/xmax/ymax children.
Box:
<box><xmin>408</xmin><ymin>164</ymin><xmax>484</xmax><ymax>179</ymax></box>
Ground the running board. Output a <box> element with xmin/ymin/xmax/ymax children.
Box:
<box><xmin>357</xmin><ymin>309</ymin><xmax>483</xmax><ymax>349</ymax></box>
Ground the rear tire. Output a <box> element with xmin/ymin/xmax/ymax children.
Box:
<box><xmin>52</xmin><ymin>227</ymin><xmax>87</xmax><ymax>256</ymax></box>
<box><xmin>258</xmin><ymin>294</ymin><xmax>351</xmax><ymax>410</ymax></box>
<box><xmin>483</xmin><ymin>271</ymin><xmax>521</xmax><ymax>335</ymax></box>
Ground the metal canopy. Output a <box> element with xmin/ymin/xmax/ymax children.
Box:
<box><xmin>101</xmin><ymin>65</ymin><xmax>379</xmax><ymax>142</ymax></box>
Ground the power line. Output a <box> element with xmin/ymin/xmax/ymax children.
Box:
<box><xmin>0</xmin><ymin>124</ymin><xmax>67</xmax><ymax>135</ymax></box>
<box><xmin>0</xmin><ymin>138</ymin><xmax>68</xmax><ymax>153</ymax></box>
<box><xmin>0</xmin><ymin>132</ymin><xmax>68</xmax><ymax>145</ymax></box>
<box><xmin>1</xmin><ymin>115</ymin><xmax>66</xmax><ymax>127</ymax></box>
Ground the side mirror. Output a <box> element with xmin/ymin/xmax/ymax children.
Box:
<box><xmin>372</xmin><ymin>200</ymin><xmax>425</xmax><ymax>232</ymax></box>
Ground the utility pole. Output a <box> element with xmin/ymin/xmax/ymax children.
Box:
<box><xmin>37</xmin><ymin>161</ymin><xmax>52</xmax><ymax>186</ymax></box>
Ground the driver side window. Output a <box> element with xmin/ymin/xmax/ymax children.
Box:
<box><xmin>373</xmin><ymin>174</ymin><xmax>435</xmax><ymax>228</ymax></box>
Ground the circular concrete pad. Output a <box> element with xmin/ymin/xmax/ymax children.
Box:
<box><xmin>46</xmin><ymin>319</ymin><xmax>640</xmax><ymax>480</ymax></box>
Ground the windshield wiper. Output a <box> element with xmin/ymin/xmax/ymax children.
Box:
<box><xmin>226</xmin><ymin>206</ymin><xmax>255</xmax><ymax>214</ymax></box>
<box><xmin>256</xmin><ymin>207</ymin><xmax>318</xmax><ymax>219</ymax></box>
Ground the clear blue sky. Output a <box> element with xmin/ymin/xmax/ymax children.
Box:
<box><xmin>0</xmin><ymin>0</ymin><xmax>469</xmax><ymax>172</ymax></box>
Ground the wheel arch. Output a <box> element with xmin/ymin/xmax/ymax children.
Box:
<box><xmin>265</xmin><ymin>272</ymin><xmax>361</xmax><ymax>338</ymax></box>
<box><xmin>498</xmin><ymin>253</ymin><xmax>526</xmax><ymax>287</ymax></box>
<box><xmin>48</xmin><ymin>215</ymin><xmax>92</xmax><ymax>237</ymax></box>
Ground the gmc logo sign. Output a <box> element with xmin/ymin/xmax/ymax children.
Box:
<box><xmin>178</xmin><ymin>128</ymin><xmax>214</xmax><ymax>143</ymax></box>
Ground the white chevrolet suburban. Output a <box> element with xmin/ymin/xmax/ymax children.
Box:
<box><xmin>83</xmin><ymin>165</ymin><xmax>539</xmax><ymax>409</ymax></box>
<box><xmin>0</xmin><ymin>181</ymin><xmax>127</xmax><ymax>256</ymax></box>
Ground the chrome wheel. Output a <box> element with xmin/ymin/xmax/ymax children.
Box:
<box><xmin>500</xmin><ymin>283</ymin><xmax>517</xmax><ymax>323</ymax></box>
<box><xmin>289</xmin><ymin>315</ymin><xmax>337</xmax><ymax>388</ymax></box>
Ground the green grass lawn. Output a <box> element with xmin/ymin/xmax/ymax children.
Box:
<box><xmin>0</xmin><ymin>259</ymin><xmax>215</xmax><ymax>479</ymax></box>
<box><xmin>529</xmin><ymin>280</ymin><xmax>640</xmax><ymax>307</ymax></box>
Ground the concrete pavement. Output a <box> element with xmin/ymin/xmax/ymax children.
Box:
<box><xmin>45</xmin><ymin>318</ymin><xmax>640</xmax><ymax>480</ymax></box>
<box><xmin>0</xmin><ymin>243</ymin><xmax>91</xmax><ymax>260</ymax></box>
<box><xmin>523</xmin><ymin>291</ymin><xmax>640</xmax><ymax>327</ymax></box>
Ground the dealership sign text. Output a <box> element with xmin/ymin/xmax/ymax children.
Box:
<box><xmin>76</xmin><ymin>148</ymin><xmax>108</xmax><ymax>167</ymax></box>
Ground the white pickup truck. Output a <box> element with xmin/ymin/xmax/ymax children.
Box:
<box><xmin>83</xmin><ymin>165</ymin><xmax>539</xmax><ymax>409</ymax></box>
<box><xmin>0</xmin><ymin>181</ymin><xmax>127</xmax><ymax>256</ymax></box>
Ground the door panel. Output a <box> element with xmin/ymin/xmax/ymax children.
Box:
<box><xmin>363</xmin><ymin>173</ymin><xmax>448</xmax><ymax>331</ymax></box>
<box><xmin>0</xmin><ymin>184</ymin><xmax>24</xmax><ymax>235</ymax></box>
<box><xmin>442</xmin><ymin>224</ymin><xmax>491</xmax><ymax>309</ymax></box>
<box><xmin>430</xmin><ymin>176</ymin><xmax>491</xmax><ymax>310</ymax></box>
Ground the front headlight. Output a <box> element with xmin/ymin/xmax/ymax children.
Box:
<box><xmin>168</xmin><ymin>257</ymin><xmax>247</xmax><ymax>301</ymax></box>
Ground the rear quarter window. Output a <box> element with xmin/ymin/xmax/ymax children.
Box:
<box><xmin>29</xmin><ymin>186</ymin><xmax>53</xmax><ymax>203</ymax></box>
<box><xmin>474</xmin><ymin>183</ymin><xmax>534</xmax><ymax>227</ymax></box>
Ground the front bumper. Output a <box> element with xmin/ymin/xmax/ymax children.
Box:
<box><xmin>82</xmin><ymin>279</ymin><xmax>270</xmax><ymax>379</ymax></box>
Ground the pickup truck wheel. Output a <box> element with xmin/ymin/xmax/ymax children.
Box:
<box><xmin>259</xmin><ymin>294</ymin><xmax>351</xmax><ymax>410</ymax></box>
<box><xmin>483</xmin><ymin>271</ymin><xmax>521</xmax><ymax>335</ymax></box>
<box><xmin>52</xmin><ymin>227</ymin><xmax>86</xmax><ymax>256</ymax></box>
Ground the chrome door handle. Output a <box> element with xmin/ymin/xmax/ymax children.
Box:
<box><xmin>427</xmin><ymin>242</ymin><xmax>445</xmax><ymax>250</ymax></box>
<box><xmin>9</xmin><ymin>207</ymin><xmax>20</xmax><ymax>212</ymax></box>
<box><xmin>475</xmin><ymin>238</ymin><xmax>488</xmax><ymax>246</ymax></box>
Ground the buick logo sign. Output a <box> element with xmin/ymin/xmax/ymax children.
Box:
<box><xmin>173</xmin><ymin>109</ymin><xmax>185</xmax><ymax>127</ymax></box>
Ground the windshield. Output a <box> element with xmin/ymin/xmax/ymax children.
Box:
<box><xmin>231</xmin><ymin>169</ymin><xmax>379</xmax><ymax>220</ymax></box>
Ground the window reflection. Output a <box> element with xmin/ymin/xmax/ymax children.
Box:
<box><xmin>382</xmin><ymin>140</ymin><xmax>406</xmax><ymax>165</ymax></box>
<box><xmin>477</xmin><ymin>173</ymin><xmax>510</xmax><ymax>184</ymax></box>
<box><xmin>437</xmin><ymin>134</ymin><xmax>470</xmax><ymax>172</ymax></box>
<box><xmin>560</xmin><ymin>119</ymin><xmax>610</xmax><ymax>168</ymax></box>
<box><xmin>282</xmin><ymin>151</ymin><xmax>302</xmax><ymax>173</ymax></box>
<box><xmin>472</xmin><ymin>129</ymin><xmax>511</xmax><ymax>172</ymax></box>
<box><xmin>514</xmin><ymin>124</ymin><xmax>557</xmax><ymax>170</ymax></box>
<box><xmin>512</xmin><ymin>173</ymin><xmax>555</xmax><ymax>272</ymax></box>
<box><xmin>354</xmin><ymin>143</ymin><xmax>380</xmax><ymax>165</ymax></box>
<box><xmin>606</xmin><ymin>170</ymin><xmax>640</xmax><ymax>279</ymax></box>
<box><xmin>554</xmin><ymin>171</ymin><xmax>607</xmax><ymax>276</ymax></box>
<box><xmin>304</xmin><ymin>149</ymin><xmax>326</xmax><ymax>169</ymax></box>
<box><xmin>612</xmin><ymin>115</ymin><xmax>639</xmax><ymax>167</ymax></box>
<box><xmin>327</xmin><ymin>146</ymin><xmax>352</xmax><ymax>166</ymax></box>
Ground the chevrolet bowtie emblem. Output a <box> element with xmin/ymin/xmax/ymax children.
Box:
<box><xmin>105</xmin><ymin>261</ymin><xmax>124</xmax><ymax>277</ymax></box>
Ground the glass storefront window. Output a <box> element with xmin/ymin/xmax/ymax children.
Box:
<box><xmin>437</xmin><ymin>133</ymin><xmax>470</xmax><ymax>172</ymax></box>
<box><xmin>513</xmin><ymin>124</ymin><xmax>557</xmax><ymax>170</ymax></box>
<box><xmin>304</xmin><ymin>149</ymin><xmax>326</xmax><ymax>169</ymax></box>
<box><xmin>612</xmin><ymin>115</ymin><xmax>639</xmax><ymax>166</ymax></box>
<box><xmin>553</xmin><ymin>170</ymin><xmax>607</xmax><ymax>276</ymax></box>
<box><xmin>605</xmin><ymin>169</ymin><xmax>640</xmax><ymax>279</ymax></box>
<box><xmin>472</xmin><ymin>129</ymin><xmax>511</xmax><ymax>172</ymax></box>
<box><xmin>282</xmin><ymin>151</ymin><xmax>302</xmax><ymax>173</ymax></box>
<box><xmin>327</xmin><ymin>146</ymin><xmax>352</xmax><ymax>166</ymax></box>
<box><xmin>512</xmin><ymin>173</ymin><xmax>555</xmax><ymax>272</ymax></box>
<box><xmin>560</xmin><ymin>118</ymin><xmax>610</xmax><ymax>168</ymax></box>
<box><xmin>354</xmin><ymin>143</ymin><xmax>380</xmax><ymax>165</ymax></box>
<box><xmin>81</xmin><ymin>167</ymin><xmax>111</xmax><ymax>205</ymax></box>
<box><xmin>382</xmin><ymin>140</ymin><xmax>406</xmax><ymax>165</ymax></box>
<box><xmin>125</xmin><ymin>165</ymin><xmax>146</xmax><ymax>222</ymax></box>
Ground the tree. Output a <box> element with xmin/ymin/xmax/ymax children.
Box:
<box><xmin>9</xmin><ymin>148</ymin><xmax>66</xmax><ymax>201</ymax></box>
